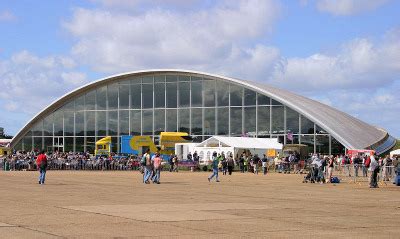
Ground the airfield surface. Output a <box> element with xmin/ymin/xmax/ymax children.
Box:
<box><xmin>0</xmin><ymin>171</ymin><xmax>399</xmax><ymax>238</ymax></box>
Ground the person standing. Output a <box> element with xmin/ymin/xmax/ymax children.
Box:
<box><xmin>261</xmin><ymin>154</ymin><xmax>268</xmax><ymax>175</ymax></box>
<box><xmin>208</xmin><ymin>152</ymin><xmax>220</xmax><ymax>182</ymax></box>
<box><xmin>369</xmin><ymin>152</ymin><xmax>379</xmax><ymax>188</ymax></box>
<box><xmin>143</xmin><ymin>149</ymin><xmax>152</xmax><ymax>184</ymax></box>
<box><xmin>327</xmin><ymin>156</ymin><xmax>334</xmax><ymax>182</ymax></box>
<box><xmin>227</xmin><ymin>153</ymin><xmax>234</xmax><ymax>175</ymax></box>
<box><xmin>36</xmin><ymin>151</ymin><xmax>48</xmax><ymax>185</ymax></box>
<box><xmin>152</xmin><ymin>153</ymin><xmax>162</xmax><ymax>184</ymax></box>
<box><xmin>239</xmin><ymin>154</ymin><xmax>244</xmax><ymax>173</ymax></box>
<box><xmin>253</xmin><ymin>154</ymin><xmax>260</xmax><ymax>175</ymax></box>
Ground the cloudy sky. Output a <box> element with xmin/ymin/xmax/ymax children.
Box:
<box><xmin>0</xmin><ymin>0</ymin><xmax>399</xmax><ymax>138</ymax></box>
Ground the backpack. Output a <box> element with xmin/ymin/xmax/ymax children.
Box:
<box><xmin>330</xmin><ymin>177</ymin><xmax>340</xmax><ymax>183</ymax></box>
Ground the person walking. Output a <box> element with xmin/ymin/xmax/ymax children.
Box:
<box><xmin>208</xmin><ymin>152</ymin><xmax>220</xmax><ymax>182</ymax></box>
<box><xmin>252</xmin><ymin>154</ymin><xmax>260</xmax><ymax>175</ymax></box>
<box><xmin>227</xmin><ymin>153</ymin><xmax>234</xmax><ymax>175</ymax></box>
<box><xmin>239</xmin><ymin>154</ymin><xmax>245</xmax><ymax>173</ymax></box>
<box><xmin>143</xmin><ymin>149</ymin><xmax>152</xmax><ymax>184</ymax></box>
<box><xmin>369</xmin><ymin>152</ymin><xmax>379</xmax><ymax>188</ymax></box>
<box><xmin>36</xmin><ymin>151</ymin><xmax>48</xmax><ymax>185</ymax></box>
<box><xmin>152</xmin><ymin>153</ymin><xmax>162</xmax><ymax>184</ymax></box>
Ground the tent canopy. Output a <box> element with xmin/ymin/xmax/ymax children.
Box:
<box><xmin>390</xmin><ymin>149</ymin><xmax>400</xmax><ymax>157</ymax></box>
<box><xmin>196</xmin><ymin>136</ymin><xmax>282</xmax><ymax>150</ymax></box>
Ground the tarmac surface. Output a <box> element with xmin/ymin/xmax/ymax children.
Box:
<box><xmin>0</xmin><ymin>170</ymin><xmax>399</xmax><ymax>238</ymax></box>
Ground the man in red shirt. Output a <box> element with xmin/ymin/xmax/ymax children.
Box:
<box><xmin>36</xmin><ymin>151</ymin><xmax>48</xmax><ymax>184</ymax></box>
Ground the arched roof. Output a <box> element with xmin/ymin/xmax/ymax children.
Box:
<box><xmin>11</xmin><ymin>69</ymin><xmax>391</xmax><ymax>151</ymax></box>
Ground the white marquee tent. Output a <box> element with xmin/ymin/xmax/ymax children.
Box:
<box><xmin>390</xmin><ymin>149</ymin><xmax>400</xmax><ymax>157</ymax></box>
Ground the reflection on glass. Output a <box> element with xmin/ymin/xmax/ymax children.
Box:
<box><xmin>178</xmin><ymin>109</ymin><xmax>190</xmax><ymax>133</ymax></box>
<box><xmin>154</xmin><ymin>109</ymin><xmax>165</xmax><ymax>134</ymax></box>
<box><xmin>131</xmin><ymin>84</ymin><xmax>141</xmax><ymax>109</ymax></box>
<box><xmin>203</xmin><ymin>80</ymin><xmax>215</xmax><ymax>107</ymax></box>
<box><xmin>316</xmin><ymin>124</ymin><xmax>327</xmax><ymax>134</ymax></box>
<box><xmin>63</xmin><ymin>101</ymin><xmax>74</xmax><ymax>112</ymax></box>
<box><xmin>257</xmin><ymin>106</ymin><xmax>270</xmax><ymax>136</ymax></box>
<box><xmin>119</xmin><ymin>110</ymin><xmax>129</xmax><ymax>135</ymax></box>
<box><xmin>191</xmin><ymin>108</ymin><xmax>202</xmax><ymax>135</ymax></box>
<box><xmin>244</xmin><ymin>107</ymin><xmax>256</xmax><ymax>134</ymax></box>
<box><xmin>75</xmin><ymin>137</ymin><xmax>84</xmax><ymax>152</ymax></box>
<box><xmin>316</xmin><ymin>135</ymin><xmax>329</xmax><ymax>154</ymax></box>
<box><xmin>271</xmin><ymin>99</ymin><xmax>283</xmax><ymax>105</ymax></box>
<box><xmin>204</xmin><ymin>108</ymin><xmax>215</xmax><ymax>135</ymax></box>
<box><xmin>119</xmin><ymin>84</ymin><xmax>129</xmax><ymax>109</ymax></box>
<box><xmin>179</xmin><ymin>82</ymin><xmax>190</xmax><ymax>107</ymax></box>
<box><xmin>142</xmin><ymin>76</ymin><xmax>153</xmax><ymax>83</ymax></box>
<box><xmin>142</xmin><ymin>84</ymin><xmax>153</xmax><ymax>109</ymax></box>
<box><xmin>331</xmin><ymin>137</ymin><xmax>345</xmax><ymax>155</ymax></box>
<box><xmin>86</xmin><ymin>111</ymin><xmax>95</xmax><ymax>136</ymax></box>
<box><xmin>166</xmin><ymin>75</ymin><xmax>177</xmax><ymax>82</ymax></box>
<box><xmin>44</xmin><ymin>137</ymin><xmax>52</xmax><ymax>151</ymax></box>
<box><xmin>217</xmin><ymin>108</ymin><xmax>228</xmax><ymax>135</ymax></box>
<box><xmin>33</xmin><ymin>137</ymin><xmax>42</xmax><ymax>150</ymax></box>
<box><xmin>166</xmin><ymin>83</ymin><xmax>177</xmax><ymax>108</ymax></box>
<box><xmin>108</xmin><ymin>111</ymin><xmax>118</xmax><ymax>136</ymax></box>
<box><xmin>130</xmin><ymin>110</ymin><xmax>141</xmax><ymax>135</ymax></box>
<box><xmin>24</xmin><ymin>136</ymin><xmax>32</xmax><ymax>151</ymax></box>
<box><xmin>217</xmin><ymin>81</ymin><xmax>229</xmax><ymax>106</ymax></box>
<box><xmin>286</xmin><ymin>107</ymin><xmax>299</xmax><ymax>134</ymax></box>
<box><xmin>257</xmin><ymin>93</ymin><xmax>270</xmax><ymax>105</ymax></box>
<box><xmin>244</xmin><ymin>89</ymin><xmax>256</xmax><ymax>106</ymax></box>
<box><xmin>108</xmin><ymin>84</ymin><xmax>118</xmax><ymax>109</ymax></box>
<box><xmin>154</xmin><ymin>83</ymin><xmax>165</xmax><ymax>108</ymax></box>
<box><xmin>142</xmin><ymin>110</ymin><xmax>153</xmax><ymax>135</ymax></box>
<box><xmin>301</xmin><ymin>115</ymin><xmax>314</xmax><ymax>134</ymax></box>
<box><xmin>230</xmin><ymin>84</ymin><xmax>243</xmax><ymax>106</ymax></box>
<box><xmin>65</xmin><ymin>137</ymin><xmax>73</xmax><ymax>152</ymax></box>
<box><xmin>191</xmin><ymin>81</ymin><xmax>202</xmax><ymax>107</ymax></box>
<box><xmin>271</xmin><ymin>106</ymin><xmax>284</xmax><ymax>133</ymax></box>
<box><xmin>96</xmin><ymin>87</ymin><xmax>107</xmax><ymax>110</ymax></box>
<box><xmin>75</xmin><ymin>95</ymin><xmax>85</xmax><ymax>111</ymax></box>
<box><xmin>75</xmin><ymin>112</ymin><xmax>84</xmax><ymax>136</ymax></box>
<box><xmin>96</xmin><ymin>111</ymin><xmax>106</xmax><ymax>136</ymax></box>
<box><xmin>64</xmin><ymin>112</ymin><xmax>74</xmax><ymax>136</ymax></box>
<box><xmin>154</xmin><ymin>75</ymin><xmax>165</xmax><ymax>83</ymax></box>
<box><xmin>54</xmin><ymin>111</ymin><xmax>63</xmax><ymax>136</ymax></box>
<box><xmin>179</xmin><ymin>75</ymin><xmax>190</xmax><ymax>82</ymax></box>
<box><xmin>230</xmin><ymin>107</ymin><xmax>242</xmax><ymax>135</ymax></box>
<box><xmin>166</xmin><ymin>109</ymin><xmax>177</xmax><ymax>132</ymax></box>
<box><xmin>300</xmin><ymin>135</ymin><xmax>314</xmax><ymax>153</ymax></box>
<box><xmin>32</xmin><ymin>121</ymin><xmax>43</xmax><ymax>136</ymax></box>
<box><xmin>85</xmin><ymin>90</ymin><xmax>96</xmax><ymax>110</ymax></box>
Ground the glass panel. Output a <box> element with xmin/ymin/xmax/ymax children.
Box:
<box><xmin>75</xmin><ymin>137</ymin><xmax>84</xmax><ymax>152</ymax></box>
<box><xmin>64</xmin><ymin>112</ymin><xmax>74</xmax><ymax>136</ymax></box>
<box><xmin>216</xmin><ymin>81</ymin><xmax>229</xmax><ymax>106</ymax></box>
<box><xmin>142</xmin><ymin>84</ymin><xmax>153</xmax><ymax>109</ymax></box>
<box><xmin>217</xmin><ymin>108</ymin><xmax>229</xmax><ymax>135</ymax></box>
<box><xmin>154</xmin><ymin>109</ymin><xmax>165</xmax><ymax>134</ymax></box>
<box><xmin>142</xmin><ymin>110</ymin><xmax>153</xmax><ymax>135</ymax></box>
<box><xmin>179</xmin><ymin>75</ymin><xmax>190</xmax><ymax>82</ymax></box>
<box><xmin>204</xmin><ymin>108</ymin><xmax>215</xmax><ymax>135</ymax></box>
<box><xmin>119</xmin><ymin>84</ymin><xmax>130</xmax><ymax>109</ymax></box>
<box><xmin>203</xmin><ymin>80</ymin><xmax>215</xmax><ymax>107</ymax></box>
<box><xmin>86</xmin><ymin>111</ymin><xmax>95</xmax><ymax>136</ymax></box>
<box><xmin>96</xmin><ymin>111</ymin><xmax>106</xmax><ymax>136</ymax></box>
<box><xmin>192</xmin><ymin>76</ymin><xmax>202</xmax><ymax>81</ymax></box>
<box><xmin>271</xmin><ymin>106</ymin><xmax>284</xmax><ymax>134</ymax></box>
<box><xmin>75</xmin><ymin>112</ymin><xmax>84</xmax><ymax>136</ymax></box>
<box><xmin>118</xmin><ymin>79</ymin><xmax>131</xmax><ymax>85</ymax></box>
<box><xmin>332</xmin><ymin>137</ymin><xmax>345</xmax><ymax>155</ymax></box>
<box><xmin>14</xmin><ymin>140</ymin><xmax>23</xmax><ymax>151</ymax></box>
<box><xmin>300</xmin><ymin>135</ymin><xmax>314</xmax><ymax>153</ymax></box>
<box><xmin>75</xmin><ymin>95</ymin><xmax>85</xmax><ymax>111</ymax></box>
<box><xmin>316</xmin><ymin>135</ymin><xmax>329</xmax><ymax>154</ymax></box>
<box><xmin>43</xmin><ymin>115</ymin><xmax>53</xmax><ymax>136</ymax></box>
<box><xmin>257</xmin><ymin>93</ymin><xmax>270</xmax><ymax>105</ymax></box>
<box><xmin>107</xmin><ymin>84</ymin><xmax>118</xmax><ymax>109</ymax></box>
<box><xmin>191</xmin><ymin>108</ymin><xmax>202</xmax><ymax>135</ymax></box>
<box><xmin>96</xmin><ymin>86</ymin><xmax>107</xmax><ymax>110</ymax></box>
<box><xmin>179</xmin><ymin>82</ymin><xmax>190</xmax><ymax>107</ymax></box>
<box><xmin>257</xmin><ymin>106</ymin><xmax>270</xmax><ymax>136</ymax></box>
<box><xmin>166</xmin><ymin>75</ymin><xmax>177</xmax><ymax>82</ymax></box>
<box><xmin>166</xmin><ymin>83</ymin><xmax>177</xmax><ymax>108</ymax></box>
<box><xmin>130</xmin><ymin>110</ymin><xmax>141</xmax><ymax>135</ymax></box>
<box><xmin>131</xmin><ymin>77</ymin><xmax>141</xmax><ymax>84</ymax></box>
<box><xmin>316</xmin><ymin>124</ymin><xmax>328</xmax><ymax>134</ymax></box>
<box><xmin>32</xmin><ymin>121</ymin><xmax>43</xmax><ymax>136</ymax></box>
<box><xmin>112</xmin><ymin>137</ymin><xmax>118</xmax><ymax>153</ymax></box>
<box><xmin>142</xmin><ymin>76</ymin><xmax>153</xmax><ymax>84</ymax></box>
<box><xmin>301</xmin><ymin>115</ymin><xmax>314</xmax><ymax>134</ymax></box>
<box><xmin>154</xmin><ymin>75</ymin><xmax>165</xmax><ymax>83</ymax></box>
<box><xmin>108</xmin><ymin>111</ymin><xmax>118</xmax><ymax>136</ymax></box>
<box><xmin>230</xmin><ymin>84</ymin><xmax>243</xmax><ymax>106</ymax></box>
<box><xmin>191</xmin><ymin>81</ymin><xmax>202</xmax><ymax>107</ymax></box>
<box><xmin>64</xmin><ymin>137</ymin><xmax>73</xmax><ymax>152</ymax></box>
<box><xmin>63</xmin><ymin>101</ymin><xmax>74</xmax><ymax>112</ymax></box>
<box><xmin>271</xmin><ymin>99</ymin><xmax>283</xmax><ymax>105</ymax></box>
<box><xmin>287</xmin><ymin>134</ymin><xmax>299</xmax><ymax>144</ymax></box>
<box><xmin>131</xmin><ymin>84</ymin><xmax>141</xmax><ymax>109</ymax></box>
<box><xmin>166</xmin><ymin>109</ymin><xmax>177</xmax><ymax>132</ymax></box>
<box><xmin>230</xmin><ymin>107</ymin><xmax>242</xmax><ymax>135</ymax></box>
<box><xmin>119</xmin><ymin>110</ymin><xmax>129</xmax><ymax>135</ymax></box>
<box><xmin>33</xmin><ymin>137</ymin><xmax>42</xmax><ymax>151</ymax></box>
<box><xmin>178</xmin><ymin>109</ymin><xmax>190</xmax><ymax>133</ymax></box>
<box><xmin>86</xmin><ymin>137</ymin><xmax>96</xmax><ymax>154</ymax></box>
<box><xmin>85</xmin><ymin>90</ymin><xmax>96</xmax><ymax>110</ymax></box>
<box><xmin>54</xmin><ymin>111</ymin><xmax>63</xmax><ymax>136</ymax></box>
<box><xmin>244</xmin><ymin>89</ymin><xmax>256</xmax><ymax>106</ymax></box>
<box><xmin>154</xmin><ymin>83</ymin><xmax>165</xmax><ymax>108</ymax></box>
<box><xmin>286</xmin><ymin>107</ymin><xmax>299</xmax><ymax>134</ymax></box>
<box><xmin>244</xmin><ymin>107</ymin><xmax>256</xmax><ymax>135</ymax></box>
<box><xmin>44</xmin><ymin>137</ymin><xmax>52</xmax><ymax>152</ymax></box>
<box><xmin>24</xmin><ymin>136</ymin><xmax>32</xmax><ymax>151</ymax></box>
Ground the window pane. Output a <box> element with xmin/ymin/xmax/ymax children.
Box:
<box><xmin>316</xmin><ymin>135</ymin><xmax>329</xmax><ymax>154</ymax></box>
<box><xmin>32</xmin><ymin>121</ymin><xmax>43</xmax><ymax>136</ymax></box>
<box><xmin>244</xmin><ymin>107</ymin><xmax>256</xmax><ymax>135</ymax></box>
<box><xmin>257</xmin><ymin>106</ymin><xmax>270</xmax><ymax>136</ymax></box>
<box><xmin>230</xmin><ymin>84</ymin><xmax>243</xmax><ymax>106</ymax></box>
<box><xmin>191</xmin><ymin>81</ymin><xmax>202</xmax><ymax>107</ymax></box>
<box><xmin>86</xmin><ymin>137</ymin><xmax>96</xmax><ymax>154</ymax></box>
<box><xmin>257</xmin><ymin>93</ymin><xmax>270</xmax><ymax>105</ymax></box>
<box><xmin>154</xmin><ymin>83</ymin><xmax>165</xmax><ymax>108</ymax></box>
<box><xmin>166</xmin><ymin>109</ymin><xmax>177</xmax><ymax>132</ymax></box>
<box><xmin>54</xmin><ymin>111</ymin><xmax>63</xmax><ymax>136</ymax></box>
<box><xmin>300</xmin><ymin>135</ymin><xmax>314</xmax><ymax>153</ymax></box>
<box><xmin>316</xmin><ymin>124</ymin><xmax>327</xmax><ymax>134</ymax></box>
<box><xmin>286</xmin><ymin>107</ymin><xmax>299</xmax><ymax>134</ymax></box>
<box><xmin>75</xmin><ymin>137</ymin><xmax>84</xmax><ymax>152</ymax></box>
<box><xmin>142</xmin><ymin>110</ymin><xmax>153</xmax><ymax>135</ymax></box>
<box><xmin>142</xmin><ymin>76</ymin><xmax>153</xmax><ymax>84</ymax></box>
<box><xmin>130</xmin><ymin>110</ymin><xmax>141</xmax><ymax>135</ymax></box>
<box><xmin>96</xmin><ymin>111</ymin><xmax>106</xmax><ymax>136</ymax></box>
<box><xmin>119</xmin><ymin>84</ymin><xmax>129</xmax><ymax>109</ymax></box>
<box><xmin>63</xmin><ymin>101</ymin><xmax>74</xmax><ymax>112</ymax></box>
<box><xmin>203</xmin><ymin>80</ymin><xmax>215</xmax><ymax>107</ymax></box>
<box><xmin>179</xmin><ymin>82</ymin><xmax>190</xmax><ymax>107</ymax></box>
<box><xmin>86</xmin><ymin>111</ymin><xmax>95</xmax><ymax>136</ymax></box>
<box><xmin>230</xmin><ymin>107</ymin><xmax>242</xmax><ymax>135</ymax></box>
<box><xmin>216</xmin><ymin>81</ymin><xmax>229</xmax><ymax>106</ymax></box>
<box><xmin>178</xmin><ymin>109</ymin><xmax>190</xmax><ymax>133</ymax></box>
<box><xmin>166</xmin><ymin>75</ymin><xmax>177</xmax><ymax>82</ymax></box>
<box><xmin>85</xmin><ymin>90</ymin><xmax>96</xmax><ymax>110</ymax></box>
<box><xmin>24</xmin><ymin>136</ymin><xmax>32</xmax><ymax>151</ymax></box>
<box><xmin>119</xmin><ymin>110</ymin><xmax>129</xmax><ymax>135</ymax></box>
<box><xmin>75</xmin><ymin>95</ymin><xmax>85</xmax><ymax>111</ymax></box>
<box><xmin>244</xmin><ymin>89</ymin><xmax>256</xmax><ymax>106</ymax></box>
<box><xmin>154</xmin><ymin>75</ymin><xmax>165</xmax><ymax>83</ymax></box>
<box><xmin>204</xmin><ymin>108</ymin><xmax>215</xmax><ymax>135</ymax></box>
<box><xmin>271</xmin><ymin>106</ymin><xmax>284</xmax><ymax>134</ymax></box>
<box><xmin>108</xmin><ymin>84</ymin><xmax>118</xmax><ymax>109</ymax></box>
<box><xmin>332</xmin><ymin>137</ymin><xmax>345</xmax><ymax>155</ymax></box>
<box><xmin>131</xmin><ymin>84</ymin><xmax>141</xmax><ymax>109</ymax></box>
<box><xmin>43</xmin><ymin>115</ymin><xmax>53</xmax><ymax>136</ymax></box>
<box><xmin>75</xmin><ymin>112</ymin><xmax>84</xmax><ymax>136</ymax></box>
<box><xmin>154</xmin><ymin>109</ymin><xmax>165</xmax><ymax>134</ymax></box>
<box><xmin>272</xmin><ymin>99</ymin><xmax>283</xmax><ymax>105</ymax></box>
<box><xmin>108</xmin><ymin>111</ymin><xmax>118</xmax><ymax>136</ymax></box>
<box><xmin>65</xmin><ymin>137</ymin><xmax>73</xmax><ymax>152</ymax></box>
<box><xmin>166</xmin><ymin>83</ymin><xmax>177</xmax><ymax>108</ymax></box>
<box><xmin>142</xmin><ymin>84</ymin><xmax>153</xmax><ymax>109</ymax></box>
<box><xmin>191</xmin><ymin>108</ymin><xmax>202</xmax><ymax>135</ymax></box>
<box><xmin>64</xmin><ymin>112</ymin><xmax>74</xmax><ymax>136</ymax></box>
<box><xmin>217</xmin><ymin>108</ymin><xmax>228</xmax><ymax>135</ymax></box>
<box><xmin>44</xmin><ymin>137</ymin><xmax>52</xmax><ymax>152</ymax></box>
<box><xmin>179</xmin><ymin>75</ymin><xmax>190</xmax><ymax>82</ymax></box>
<box><xmin>33</xmin><ymin>137</ymin><xmax>42</xmax><ymax>151</ymax></box>
<box><xmin>301</xmin><ymin>115</ymin><xmax>314</xmax><ymax>134</ymax></box>
<box><xmin>131</xmin><ymin>77</ymin><xmax>141</xmax><ymax>84</ymax></box>
<box><xmin>96</xmin><ymin>86</ymin><xmax>107</xmax><ymax>110</ymax></box>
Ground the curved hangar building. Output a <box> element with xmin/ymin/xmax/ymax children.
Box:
<box><xmin>11</xmin><ymin>70</ymin><xmax>396</xmax><ymax>155</ymax></box>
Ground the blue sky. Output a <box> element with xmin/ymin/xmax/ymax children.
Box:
<box><xmin>0</xmin><ymin>0</ymin><xmax>399</xmax><ymax>138</ymax></box>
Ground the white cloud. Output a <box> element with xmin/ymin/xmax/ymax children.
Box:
<box><xmin>0</xmin><ymin>51</ymin><xmax>87</xmax><ymax>115</ymax></box>
<box><xmin>316</xmin><ymin>0</ymin><xmax>389</xmax><ymax>16</ymax></box>
<box><xmin>0</xmin><ymin>10</ymin><xmax>16</xmax><ymax>22</ymax></box>
<box><xmin>63</xmin><ymin>0</ymin><xmax>281</xmax><ymax>76</ymax></box>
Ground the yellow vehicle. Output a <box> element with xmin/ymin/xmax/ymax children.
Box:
<box><xmin>0</xmin><ymin>146</ymin><xmax>11</xmax><ymax>156</ymax></box>
<box><xmin>95</xmin><ymin>136</ymin><xmax>112</xmax><ymax>156</ymax></box>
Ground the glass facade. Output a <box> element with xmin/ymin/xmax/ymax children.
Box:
<box><xmin>15</xmin><ymin>73</ymin><xmax>342</xmax><ymax>155</ymax></box>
